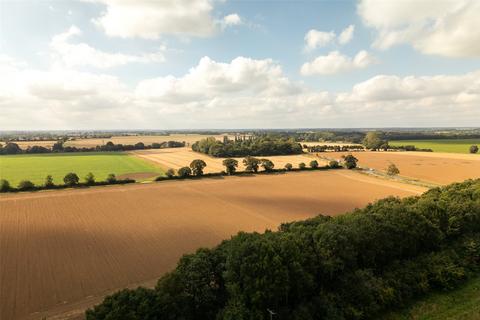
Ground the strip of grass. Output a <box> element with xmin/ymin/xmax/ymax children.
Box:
<box><xmin>0</xmin><ymin>152</ymin><xmax>163</xmax><ymax>186</ymax></box>
<box><xmin>389</xmin><ymin>139</ymin><xmax>480</xmax><ymax>154</ymax></box>
<box><xmin>379</xmin><ymin>275</ymin><xmax>480</xmax><ymax>320</ymax></box>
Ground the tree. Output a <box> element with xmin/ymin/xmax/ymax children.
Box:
<box><xmin>298</xmin><ymin>162</ymin><xmax>306</xmax><ymax>170</ymax></box>
<box><xmin>363</xmin><ymin>132</ymin><xmax>386</xmax><ymax>150</ymax></box>
<box><xmin>44</xmin><ymin>175</ymin><xmax>55</xmax><ymax>188</ymax></box>
<box><xmin>329</xmin><ymin>160</ymin><xmax>340</xmax><ymax>168</ymax></box>
<box><xmin>261</xmin><ymin>159</ymin><xmax>274</xmax><ymax>171</ymax></box>
<box><xmin>309</xmin><ymin>160</ymin><xmax>319</xmax><ymax>169</ymax></box>
<box><xmin>222</xmin><ymin>158</ymin><xmax>239</xmax><ymax>175</ymax></box>
<box><xmin>470</xmin><ymin>145</ymin><xmax>479</xmax><ymax>154</ymax></box>
<box><xmin>387</xmin><ymin>163</ymin><xmax>400</xmax><ymax>176</ymax></box>
<box><xmin>85</xmin><ymin>172</ymin><xmax>96</xmax><ymax>185</ymax></box>
<box><xmin>134</xmin><ymin>142</ymin><xmax>145</xmax><ymax>150</ymax></box>
<box><xmin>343</xmin><ymin>154</ymin><xmax>358</xmax><ymax>169</ymax></box>
<box><xmin>190</xmin><ymin>159</ymin><xmax>207</xmax><ymax>176</ymax></box>
<box><xmin>284</xmin><ymin>163</ymin><xmax>293</xmax><ymax>171</ymax></box>
<box><xmin>52</xmin><ymin>141</ymin><xmax>64</xmax><ymax>152</ymax></box>
<box><xmin>0</xmin><ymin>179</ymin><xmax>11</xmax><ymax>192</ymax></box>
<box><xmin>178</xmin><ymin>166</ymin><xmax>192</xmax><ymax>178</ymax></box>
<box><xmin>106</xmin><ymin>173</ymin><xmax>117</xmax><ymax>183</ymax></box>
<box><xmin>243</xmin><ymin>157</ymin><xmax>261</xmax><ymax>173</ymax></box>
<box><xmin>18</xmin><ymin>180</ymin><xmax>35</xmax><ymax>191</ymax></box>
<box><xmin>3</xmin><ymin>142</ymin><xmax>21</xmax><ymax>154</ymax></box>
<box><xmin>166</xmin><ymin>168</ymin><xmax>176</xmax><ymax>178</ymax></box>
<box><xmin>63</xmin><ymin>172</ymin><xmax>79</xmax><ymax>186</ymax></box>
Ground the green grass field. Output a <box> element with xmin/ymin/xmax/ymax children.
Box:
<box><xmin>0</xmin><ymin>152</ymin><xmax>163</xmax><ymax>186</ymax></box>
<box><xmin>380</xmin><ymin>275</ymin><xmax>480</xmax><ymax>320</ymax></box>
<box><xmin>389</xmin><ymin>139</ymin><xmax>480</xmax><ymax>154</ymax></box>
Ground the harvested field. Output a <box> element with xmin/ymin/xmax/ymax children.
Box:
<box><xmin>326</xmin><ymin>151</ymin><xmax>480</xmax><ymax>185</ymax></box>
<box><xmin>0</xmin><ymin>170</ymin><xmax>425</xmax><ymax>320</ymax></box>
<box><xmin>132</xmin><ymin>147</ymin><xmax>322</xmax><ymax>173</ymax></box>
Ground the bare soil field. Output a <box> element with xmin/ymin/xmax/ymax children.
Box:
<box><xmin>2</xmin><ymin>134</ymin><xmax>232</xmax><ymax>149</ymax></box>
<box><xmin>0</xmin><ymin>170</ymin><xmax>425</xmax><ymax>320</ymax></box>
<box><xmin>132</xmin><ymin>147</ymin><xmax>322</xmax><ymax>173</ymax></box>
<box><xmin>326</xmin><ymin>151</ymin><xmax>480</xmax><ymax>185</ymax></box>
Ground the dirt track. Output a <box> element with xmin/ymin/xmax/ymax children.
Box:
<box><xmin>0</xmin><ymin>170</ymin><xmax>424</xmax><ymax>320</ymax></box>
<box><xmin>132</xmin><ymin>147</ymin><xmax>321</xmax><ymax>173</ymax></box>
<box><xmin>326</xmin><ymin>151</ymin><xmax>480</xmax><ymax>185</ymax></box>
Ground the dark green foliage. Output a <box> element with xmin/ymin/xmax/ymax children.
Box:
<box><xmin>87</xmin><ymin>179</ymin><xmax>480</xmax><ymax>320</ymax></box>
<box><xmin>165</xmin><ymin>168</ymin><xmax>175</xmax><ymax>178</ymax></box>
<box><xmin>0</xmin><ymin>179</ymin><xmax>11</xmax><ymax>192</ymax></box>
<box><xmin>343</xmin><ymin>154</ymin><xmax>358</xmax><ymax>169</ymax></box>
<box><xmin>284</xmin><ymin>163</ymin><xmax>293</xmax><ymax>171</ymax></box>
<box><xmin>261</xmin><ymin>159</ymin><xmax>275</xmax><ymax>171</ymax></box>
<box><xmin>17</xmin><ymin>180</ymin><xmax>35</xmax><ymax>191</ymax></box>
<box><xmin>363</xmin><ymin>132</ymin><xmax>388</xmax><ymax>150</ymax></box>
<box><xmin>106</xmin><ymin>173</ymin><xmax>117</xmax><ymax>183</ymax></box>
<box><xmin>63</xmin><ymin>172</ymin><xmax>80</xmax><ymax>186</ymax></box>
<box><xmin>329</xmin><ymin>160</ymin><xmax>340</xmax><ymax>168</ymax></box>
<box><xmin>190</xmin><ymin>159</ymin><xmax>207</xmax><ymax>176</ymax></box>
<box><xmin>222</xmin><ymin>158</ymin><xmax>238</xmax><ymax>175</ymax></box>
<box><xmin>309</xmin><ymin>160</ymin><xmax>319</xmax><ymax>169</ymax></box>
<box><xmin>178</xmin><ymin>166</ymin><xmax>192</xmax><ymax>178</ymax></box>
<box><xmin>192</xmin><ymin>137</ymin><xmax>303</xmax><ymax>158</ymax></box>
<box><xmin>470</xmin><ymin>145</ymin><xmax>479</xmax><ymax>154</ymax></box>
<box><xmin>243</xmin><ymin>157</ymin><xmax>261</xmax><ymax>173</ymax></box>
<box><xmin>298</xmin><ymin>162</ymin><xmax>306</xmax><ymax>170</ymax></box>
<box><xmin>85</xmin><ymin>172</ymin><xmax>96</xmax><ymax>185</ymax></box>
<box><xmin>44</xmin><ymin>175</ymin><xmax>55</xmax><ymax>188</ymax></box>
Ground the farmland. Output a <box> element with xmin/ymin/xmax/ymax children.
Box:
<box><xmin>0</xmin><ymin>170</ymin><xmax>425</xmax><ymax>320</ymax></box>
<box><xmin>389</xmin><ymin>139</ymin><xmax>480</xmax><ymax>153</ymax></box>
<box><xmin>326</xmin><ymin>151</ymin><xmax>480</xmax><ymax>185</ymax></box>
<box><xmin>0</xmin><ymin>152</ymin><xmax>162</xmax><ymax>185</ymax></box>
<box><xmin>133</xmin><ymin>147</ymin><xmax>322</xmax><ymax>173</ymax></box>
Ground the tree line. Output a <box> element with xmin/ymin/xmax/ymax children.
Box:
<box><xmin>86</xmin><ymin>178</ymin><xmax>480</xmax><ymax>320</ymax></box>
<box><xmin>191</xmin><ymin>137</ymin><xmax>303</xmax><ymax>158</ymax></box>
<box><xmin>156</xmin><ymin>156</ymin><xmax>352</xmax><ymax>181</ymax></box>
<box><xmin>0</xmin><ymin>140</ymin><xmax>185</xmax><ymax>155</ymax></box>
<box><xmin>0</xmin><ymin>172</ymin><xmax>135</xmax><ymax>193</ymax></box>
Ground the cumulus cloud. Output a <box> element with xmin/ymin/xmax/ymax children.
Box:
<box><xmin>304</xmin><ymin>30</ymin><xmax>336</xmax><ymax>51</ymax></box>
<box><xmin>338</xmin><ymin>25</ymin><xmax>355</xmax><ymax>45</ymax></box>
<box><xmin>222</xmin><ymin>13</ymin><xmax>242</xmax><ymax>27</ymax></box>
<box><xmin>50</xmin><ymin>26</ymin><xmax>165</xmax><ymax>68</ymax></box>
<box><xmin>1</xmin><ymin>53</ymin><xmax>480</xmax><ymax>129</ymax></box>
<box><xmin>85</xmin><ymin>0</ymin><xmax>218</xmax><ymax>39</ymax></box>
<box><xmin>358</xmin><ymin>0</ymin><xmax>480</xmax><ymax>57</ymax></box>
<box><xmin>301</xmin><ymin>50</ymin><xmax>376</xmax><ymax>75</ymax></box>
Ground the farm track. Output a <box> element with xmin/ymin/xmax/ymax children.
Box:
<box><xmin>0</xmin><ymin>170</ymin><xmax>424</xmax><ymax>320</ymax></box>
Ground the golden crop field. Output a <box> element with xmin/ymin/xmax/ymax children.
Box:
<box><xmin>0</xmin><ymin>170</ymin><xmax>425</xmax><ymax>320</ymax></box>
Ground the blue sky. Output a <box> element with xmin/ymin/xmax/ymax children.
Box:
<box><xmin>1</xmin><ymin>0</ymin><xmax>479</xmax><ymax>129</ymax></box>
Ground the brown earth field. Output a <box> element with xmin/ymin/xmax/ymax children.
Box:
<box><xmin>324</xmin><ymin>151</ymin><xmax>480</xmax><ymax>185</ymax></box>
<box><xmin>0</xmin><ymin>170</ymin><xmax>425</xmax><ymax>320</ymax></box>
<box><xmin>132</xmin><ymin>147</ymin><xmax>322</xmax><ymax>173</ymax></box>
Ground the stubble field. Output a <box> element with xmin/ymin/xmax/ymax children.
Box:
<box><xmin>132</xmin><ymin>147</ymin><xmax>321</xmax><ymax>173</ymax></box>
<box><xmin>0</xmin><ymin>170</ymin><xmax>425</xmax><ymax>320</ymax></box>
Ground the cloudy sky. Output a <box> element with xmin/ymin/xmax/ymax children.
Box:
<box><xmin>1</xmin><ymin>0</ymin><xmax>479</xmax><ymax>130</ymax></box>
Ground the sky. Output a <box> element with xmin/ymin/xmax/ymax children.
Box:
<box><xmin>1</xmin><ymin>0</ymin><xmax>480</xmax><ymax>130</ymax></box>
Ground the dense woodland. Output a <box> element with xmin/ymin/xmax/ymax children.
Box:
<box><xmin>87</xmin><ymin>179</ymin><xmax>480</xmax><ymax>320</ymax></box>
<box><xmin>0</xmin><ymin>140</ymin><xmax>185</xmax><ymax>155</ymax></box>
<box><xmin>192</xmin><ymin>137</ymin><xmax>303</xmax><ymax>157</ymax></box>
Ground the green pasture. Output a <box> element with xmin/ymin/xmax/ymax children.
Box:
<box><xmin>380</xmin><ymin>275</ymin><xmax>480</xmax><ymax>320</ymax></box>
<box><xmin>389</xmin><ymin>139</ymin><xmax>480</xmax><ymax>154</ymax></box>
<box><xmin>0</xmin><ymin>152</ymin><xmax>162</xmax><ymax>186</ymax></box>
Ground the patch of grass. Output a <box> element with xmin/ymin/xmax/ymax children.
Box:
<box><xmin>389</xmin><ymin>139</ymin><xmax>480</xmax><ymax>154</ymax></box>
<box><xmin>379</xmin><ymin>275</ymin><xmax>480</xmax><ymax>320</ymax></box>
<box><xmin>0</xmin><ymin>152</ymin><xmax>163</xmax><ymax>185</ymax></box>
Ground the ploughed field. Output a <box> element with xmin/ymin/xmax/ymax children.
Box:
<box><xmin>0</xmin><ymin>152</ymin><xmax>162</xmax><ymax>185</ymax></box>
<box><xmin>389</xmin><ymin>139</ymin><xmax>480</xmax><ymax>153</ymax></box>
<box><xmin>0</xmin><ymin>170</ymin><xmax>425</xmax><ymax>320</ymax></box>
<box><xmin>326</xmin><ymin>151</ymin><xmax>480</xmax><ymax>185</ymax></box>
<box><xmin>132</xmin><ymin>147</ymin><xmax>320</xmax><ymax>173</ymax></box>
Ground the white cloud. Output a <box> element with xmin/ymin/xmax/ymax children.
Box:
<box><xmin>300</xmin><ymin>50</ymin><xmax>376</xmax><ymax>75</ymax></box>
<box><xmin>85</xmin><ymin>0</ymin><xmax>217</xmax><ymax>39</ymax></box>
<box><xmin>50</xmin><ymin>26</ymin><xmax>165</xmax><ymax>68</ymax></box>
<box><xmin>222</xmin><ymin>13</ymin><xmax>242</xmax><ymax>27</ymax></box>
<box><xmin>304</xmin><ymin>29</ymin><xmax>336</xmax><ymax>51</ymax></box>
<box><xmin>358</xmin><ymin>0</ymin><xmax>480</xmax><ymax>58</ymax></box>
<box><xmin>338</xmin><ymin>25</ymin><xmax>355</xmax><ymax>45</ymax></box>
<box><xmin>1</xmin><ymin>53</ymin><xmax>479</xmax><ymax>129</ymax></box>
